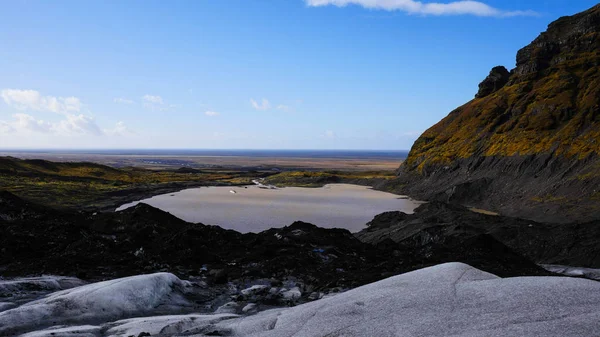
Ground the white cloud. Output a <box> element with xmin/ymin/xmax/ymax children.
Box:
<box><xmin>13</xmin><ymin>113</ymin><xmax>53</xmax><ymax>133</ymax></box>
<box><xmin>0</xmin><ymin>121</ymin><xmax>14</xmax><ymax>133</ymax></box>
<box><xmin>0</xmin><ymin>88</ymin><xmax>136</xmax><ymax>139</ymax></box>
<box><xmin>142</xmin><ymin>94</ymin><xmax>173</xmax><ymax>111</ymax></box>
<box><xmin>0</xmin><ymin>113</ymin><xmax>53</xmax><ymax>134</ymax></box>
<box><xmin>104</xmin><ymin>121</ymin><xmax>133</xmax><ymax>136</ymax></box>
<box><xmin>114</xmin><ymin>97</ymin><xmax>134</xmax><ymax>104</ymax></box>
<box><xmin>51</xmin><ymin>114</ymin><xmax>103</xmax><ymax>136</ymax></box>
<box><xmin>205</xmin><ymin>111</ymin><xmax>220</xmax><ymax>117</ymax></box>
<box><xmin>305</xmin><ymin>0</ymin><xmax>537</xmax><ymax>17</ymax></box>
<box><xmin>250</xmin><ymin>98</ymin><xmax>271</xmax><ymax>111</ymax></box>
<box><xmin>143</xmin><ymin>95</ymin><xmax>163</xmax><ymax>105</ymax></box>
<box><xmin>277</xmin><ymin>105</ymin><xmax>290</xmax><ymax>112</ymax></box>
<box><xmin>0</xmin><ymin>112</ymin><xmax>103</xmax><ymax>136</ymax></box>
<box><xmin>1</xmin><ymin>89</ymin><xmax>82</xmax><ymax>114</ymax></box>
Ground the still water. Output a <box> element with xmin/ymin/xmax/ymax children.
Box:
<box><xmin>117</xmin><ymin>184</ymin><xmax>421</xmax><ymax>233</ymax></box>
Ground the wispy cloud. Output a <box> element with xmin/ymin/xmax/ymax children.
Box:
<box><xmin>12</xmin><ymin>113</ymin><xmax>53</xmax><ymax>133</ymax></box>
<box><xmin>143</xmin><ymin>94</ymin><xmax>163</xmax><ymax>105</ymax></box>
<box><xmin>1</xmin><ymin>89</ymin><xmax>82</xmax><ymax>114</ymax></box>
<box><xmin>52</xmin><ymin>113</ymin><xmax>103</xmax><ymax>136</ymax></box>
<box><xmin>277</xmin><ymin>104</ymin><xmax>290</xmax><ymax>112</ymax></box>
<box><xmin>205</xmin><ymin>110</ymin><xmax>220</xmax><ymax>117</ymax></box>
<box><xmin>0</xmin><ymin>88</ymin><xmax>130</xmax><ymax>137</ymax></box>
<box><xmin>114</xmin><ymin>97</ymin><xmax>134</xmax><ymax>104</ymax></box>
<box><xmin>305</xmin><ymin>0</ymin><xmax>537</xmax><ymax>17</ymax></box>
<box><xmin>0</xmin><ymin>121</ymin><xmax>14</xmax><ymax>133</ymax></box>
<box><xmin>250</xmin><ymin>98</ymin><xmax>271</xmax><ymax>111</ymax></box>
<box><xmin>1</xmin><ymin>112</ymin><xmax>103</xmax><ymax>136</ymax></box>
<box><xmin>142</xmin><ymin>94</ymin><xmax>175</xmax><ymax>111</ymax></box>
<box><xmin>323</xmin><ymin>130</ymin><xmax>336</xmax><ymax>139</ymax></box>
<box><xmin>104</xmin><ymin>121</ymin><xmax>133</xmax><ymax>136</ymax></box>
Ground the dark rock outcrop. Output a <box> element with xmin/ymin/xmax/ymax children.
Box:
<box><xmin>357</xmin><ymin>202</ymin><xmax>600</xmax><ymax>269</ymax></box>
<box><xmin>475</xmin><ymin>66</ymin><xmax>510</xmax><ymax>98</ymax></box>
<box><xmin>390</xmin><ymin>4</ymin><xmax>600</xmax><ymax>223</ymax></box>
<box><xmin>512</xmin><ymin>5</ymin><xmax>600</xmax><ymax>80</ymax></box>
<box><xmin>0</xmin><ymin>191</ymin><xmax>551</xmax><ymax>290</ymax></box>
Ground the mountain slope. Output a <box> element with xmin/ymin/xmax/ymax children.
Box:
<box><xmin>394</xmin><ymin>4</ymin><xmax>600</xmax><ymax>223</ymax></box>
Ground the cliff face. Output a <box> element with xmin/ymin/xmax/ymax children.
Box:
<box><xmin>396</xmin><ymin>4</ymin><xmax>600</xmax><ymax>223</ymax></box>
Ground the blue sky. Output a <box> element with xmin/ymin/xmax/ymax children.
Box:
<box><xmin>0</xmin><ymin>0</ymin><xmax>597</xmax><ymax>150</ymax></box>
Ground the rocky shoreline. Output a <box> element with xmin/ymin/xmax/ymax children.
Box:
<box><xmin>92</xmin><ymin>180</ymin><xmax>250</xmax><ymax>213</ymax></box>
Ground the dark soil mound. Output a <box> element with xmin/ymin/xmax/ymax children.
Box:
<box><xmin>1</xmin><ymin>192</ymin><xmax>551</xmax><ymax>290</ymax></box>
<box><xmin>358</xmin><ymin>202</ymin><xmax>600</xmax><ymax>269</ymax></box>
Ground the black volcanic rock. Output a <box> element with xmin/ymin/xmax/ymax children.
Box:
<box><xmin>365</xmin><ymin>211</ymin><xmax>409</xmax><ymax>230</ymax></box>
<box><xmin>475</xmin><ymin>66</ymin><xmax>510</xmax><ymax>98</ymax></box>
<box><xmin>512</xmin><ymin>5</ymin><xmax>600</xmax><ymax>79</ymax></box>
<box><xmin>0</xmin><ymin>190</ymin><xmax>30</xmax><ymax>221</ymax></box>
<box><xmin>357</xmin><ymin>202</ymin><xmax>600</xmax><ymax>270</ymax></box>
<box><xmin>0</xmin><ymin>191</ymin><xmax>552</xmax><ymax>290</ymax></box>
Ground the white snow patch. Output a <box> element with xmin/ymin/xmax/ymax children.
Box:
<box><xmin>542</xmin><ymin>264</ymin><xmax>600</xmax><ymax>281</ymax></box>
<box><xmin>281</xmin><ymin>287</ymin><xmax>302</xmax><ymax>301</ymax></box>
<box><xmin>8</xmin><ymin>263</ymin><xmax>600</xmax><ymax>336</ymax></box>
<box><xmin>241</xmin><ymin>285</ymin><xmax>269</xmax><ymax>296</ymax></box>
<box><xmin>0</xmin><ymin>276</ymin><xmax>86</xmax><ymax>297</ymax></box>
<box><xmin>215</xmin><ymin>301</ymin><xmax>239</xmax><ymax>314</ymax></box>
<box><xmin>0</xmin><ymin>302</ymin><xmax>15</xmax><ymax>312</ymax></box>
<box><xmin>207</xmin><ymin>262</ymin><xmax>600</xmax><ymax>336</ymax></box>
<box><xmin>242</xmin><ymin>303</ymin><xmax>258</xmax><ymax>313</ymax></box>
<box><xmin>105</xmin><ymin>314</ymin><xmax>237</xmax><ymax>337</ymax></box>
<box><xmin>19</xmin><ymin>325</ymin><xmax>101</xmax><ymax>337</ymax></box>
<box><xmin>0</xmin><ymin>272</ymin><xmax>195</xmax><ymax>335</ymax></box>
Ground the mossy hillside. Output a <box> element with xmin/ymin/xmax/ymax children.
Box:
<box><xmin>264</xmin><ymin>170</ymin><xmax>396</xmax><ymax>187</ymax></box>
<box><xmin>404</xmin><ymin>5</ymin><xmax>600</xmax><ymax>175</ymax></box>
<box><xmin>0</xmin><ymin>157</ymin><xmax>261</xmax><ymax>210</ymax></box>
<box><xmin>394</xmin><ymin>4</ymin><xmax>600</xmax><ymax>223</ymax></box>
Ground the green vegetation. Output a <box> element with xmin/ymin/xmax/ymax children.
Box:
<box><xmin>264</xmin><ymin>170</ymin><xmax>395</xmax><ymax>188</ymax></box>
<box><xmin>0</xmin><ymin>157</ymin><xmax>266</xmax><ymax>210</ymax></box>
<box><xmin>405</xmin><ymin>47</ymin><xmax>600</xmax><ymax>174</ymax></box>
<box><xmin>401</xmin><ymin>7</ymin><xmax>600</xmax><ymax>175</ymax></box>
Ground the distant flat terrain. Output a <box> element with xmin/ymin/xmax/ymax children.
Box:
<box><xmin>0</xmin><ymin>149</ymin><xmax>406</xmax><ymax>171</ymax></box>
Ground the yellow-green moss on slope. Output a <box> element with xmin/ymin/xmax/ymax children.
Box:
<box><xmin>404</xmin><ymin>5</ymin><xmax>600</xmax><ymax>174</ymax></box>
<box><xmin>0</xmin><ymin>157</ymin><xmax>258</xmax><ymax>210</ymax></box>
<box><xmin>264</xmin><ymin>170</ymin><xmax>395</xmax><ymax>187</ymax></box>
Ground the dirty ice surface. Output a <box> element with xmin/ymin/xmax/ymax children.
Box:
<box><xmin>3</xmin><ymin>263</ymin><xmax>600</xmax><ymax>336</ymax></box>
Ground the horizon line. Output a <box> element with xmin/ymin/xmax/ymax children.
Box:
<box><xmin>0</xmin><ymin>148</ymin><xmax>411</xmax><ymax>152</ymax></box>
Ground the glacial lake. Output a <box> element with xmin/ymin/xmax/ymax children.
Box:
<box><xmin>116</xmin><ymin>184</ymin><xmax>422</xmax><ymax>233</ymax></box>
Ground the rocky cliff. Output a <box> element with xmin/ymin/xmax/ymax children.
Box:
<box><xmin>394</xmin><ymin>4</ymin><xmax>600</xmax><ymax>223</ymax></box>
